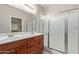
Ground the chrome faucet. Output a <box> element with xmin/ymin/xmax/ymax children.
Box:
<box><xmin>8</xmin><ymin>33</ymin><xmax>14</xmax><ymax>37</ymax></box>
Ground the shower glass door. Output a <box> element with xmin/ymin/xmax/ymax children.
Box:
<box><xmin>49</xmin><ymin>12</ymin><xmax>66</xmax><ymax>52</ymax></box>
<box><xmin>43</xmin><ymin>18</ymin><xmax>49</xmax><ymax>47</ymax></box>
<box><xmin>68</xmin><ymin>9</ymin><xmax>79</xmax><ymax>54</ymax></box>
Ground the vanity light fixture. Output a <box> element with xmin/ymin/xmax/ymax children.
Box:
<box><xmin>24</xmin><ymin>4</ymin><xmax>36</xmax><ymax>10</ymax></box>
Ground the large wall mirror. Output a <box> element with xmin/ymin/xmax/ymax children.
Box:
<box><xmin>11</xmin><ymin>17</ymin><xmax>22</xmax><ymax>32</ymax></box>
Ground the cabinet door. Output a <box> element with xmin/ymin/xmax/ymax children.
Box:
<box><xmin>26</xmin><ymin>38</ymin><xmax>35</xmax><ymax>54</ymax></box>
<box><xmin>34</xmin><ymin>35</ymin><xmax>44</xmax><ymax>54</ymax></box>
<box><xmin>16</xmin><ymin>45</ymin><xmax>26</xmax><ymax>54</ymax></box>
<box><xmin>26</xmin><ymin>36</ymin><xmax>44</xmax><ymax>54</ymax></box>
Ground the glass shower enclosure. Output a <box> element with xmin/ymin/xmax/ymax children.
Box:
<box><xmin>26</xmin><ymin>8</ymin><xmax>79</xmax><ymax>54</ymax></box>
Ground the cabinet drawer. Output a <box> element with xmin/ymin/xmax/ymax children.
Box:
<box><xmin>0</xmin><ymin>42</ymin><xmax>16</xmax><ymax>50</ymax></box>
<box><xmin>34</xmin><ymin>39</ymin><xmax>41</xmax><ymax>44</ymax></box>
<box><xmin>0</xmin><ymin>39</ymin><xmax>26</xmax><ymax>50</ymax></box>
<box><xmin>34</xmin><ymin>35</ymin><xmax>44</xmax><ymax>39</ymax></box>
<box><xmin>26</xmin><ymin>38</ymin><xmax>34</xmax><ymax>47</ymax></box>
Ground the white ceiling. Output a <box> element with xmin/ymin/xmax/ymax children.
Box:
<box><xmin>8</xmin><ymin>4</ymin><xmax>45</xmax><ymax>15</ymax></box>
<box><xmin>40</xmin><ymin>4</ymin><xmax>79</xmax><ymax>14</ymax></box>
<box><xmin>8</xmin><ymin>4</ymin><xmax>79</xmax><ymax>15</ymax></box>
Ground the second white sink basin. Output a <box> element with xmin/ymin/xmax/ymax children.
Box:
<box><xmin>14</xmin><ymin>34</ymin><xmax>31</xmax><ymax>37</ymax></box>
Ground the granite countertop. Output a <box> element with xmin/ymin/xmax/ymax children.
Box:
<box><xmin>0</xmin><ymin>32</ymin><xmax>43</xmax><ymax>44</ymax></box>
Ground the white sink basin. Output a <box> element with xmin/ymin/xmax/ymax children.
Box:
<box><xmin>0</xmin><ymin>36</ymin><xmax>9</xmax><ymax>40</ymax></box>
<box><xmin>14</xmin><ymin>34</ymin><xmax>31</xmax><ymax>37</ymax></box>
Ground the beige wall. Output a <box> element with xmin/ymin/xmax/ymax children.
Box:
<box><xmin>0</xmin><ymin>4</ymin><xmax>34</xmax><ymax>33</ymax></box>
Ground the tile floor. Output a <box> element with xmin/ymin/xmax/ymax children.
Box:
<box><xmin>43</xmin><ymin>47</ymin><xmax>63</xmax><ymax>54</ymax></box>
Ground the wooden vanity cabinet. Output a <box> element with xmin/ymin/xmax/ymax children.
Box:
<box><xmin>0</xmin><ymin>35</ymin><xmax>44</xmax><ymax>54</ymax></box>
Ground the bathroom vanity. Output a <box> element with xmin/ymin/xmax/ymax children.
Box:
<box><xmin>0</xmin><ymin>33</ymin><xmax>44</xmax><ymax>54</ymax></box>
